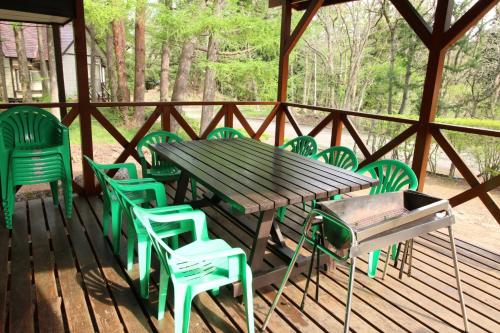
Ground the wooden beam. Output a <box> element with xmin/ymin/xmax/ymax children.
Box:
<box><xmin>52</xmin><ymin>24</ymin><xmax>67</xmax><ymax>118</ymax></box>
<box><xmin>224</xmin><ymin>104</ymin><xmax>234</xmax><ymax>128</ymax></box>
<box><xmin>441</xmin><ymin>0</ymin><xmax>498</xmax><ymax>49</ymax></box>
<box><xmin>293</xmin><ymin>0</ymin><xmax>355</xmax><ymax>11</ymax></box>
<box><xmin>233</xmin><ymin>105</ymin><xmax>256</xmax><ymax>138</ymax></box>
<box><xmin>161</xmin><ymin>105</ymin><xmax>170</xmax><ymax>131</ymax></box>
<box><xmin>254</xmin><ymin>103</ymin><xmax>280</xmax><ymax>140</ymax></box>
<box><xmin>389</xmin><ymin>0</ymin><xmax>432</xmax><ymax>49</ymax></box>
<box><xmin>277</xmin><ymin>0</ymin><xmax>292</xmax><ymax>102</ymax></box>
<box><xmin>285</xmin><ymin>0</ymin><xmax>325</xmax><ymax>56</ymax></box>
<box><xmin>283</xmin><ymin>106</ymin><xmax>303</xmax><ymax>136</ymax></box>
<box><xmin>432</xmin><ymin>129</ymin><xmax>500</xmax><ymax>223</ymax></box>
<box><xmin>342</xmin><ymin>115</ymin><xmax>371</xmax><ymax>159</ymax></box>
<box><xmin>169</xmin><ymin>106</ymin><xmax>199</xmax><ymax>140</ymax></box>
<box><xmin>411</xmin><ymin>0</ymin><xmax>453</xmax><ymax>191</ymax></box>
<box><xmin>331</xmin><ymin>112</ymin><xmax>342</xmax><ymax>146</ymax></box>
<box><xmin>308</xmin><ymin>113</ymin><xmax>333</xmax><ymax>137</ymax></box>
<box><xmin>61</xmin><ymin>106</ymin><xmax>79</xmax><ymax>127</ymax></box>
<box><xmin>359</xmin><ymin>124</ymin><xmax>417</xmax><ymax>168</ymax></box>
<box><xmin>449</xmin><ymin>175</ymin><xmax>500</xmax><ymax>209</ymax></box>
<box><xmin>200</xmin><ymin>106</ymin><xmax>226</xmax><ymax>139</ymax></box>
<box><xmin>275</xmin><ymin>104</ymin><xmax>286</xmax><ymax>146</ymax></box>
<box><xmin>73</xmin><ymin>0</ymin><xmax>95</xmax><ymax>194</ymax></box>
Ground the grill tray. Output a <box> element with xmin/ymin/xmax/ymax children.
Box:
<box><xmin>317</xmin><ymin>191</ymin><xmax>454</xmax><ymax>257</ymax></box>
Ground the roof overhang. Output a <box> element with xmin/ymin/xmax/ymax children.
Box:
<box><xmin>0</xmin><ymin>1</ymin><xmax>75</xmax><ymax>25</ymax></box>
<box><xmin>269</xmin><ymin>0</ymin><xmax>357</xmax><ymax>11</ymax></box>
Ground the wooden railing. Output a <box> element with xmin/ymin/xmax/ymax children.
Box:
<box><xmin>0</xmin><ymin>100</ymin><xmax>498</xmax><ymax>223</ymax></box>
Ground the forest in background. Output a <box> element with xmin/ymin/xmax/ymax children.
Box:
<box><xmin>0</xmin><ymin>0</ymin><xmax>498</xmax><ymax>180</ymax></box>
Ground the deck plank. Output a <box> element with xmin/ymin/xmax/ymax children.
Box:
<box><xmin>0</xmin><ymin>219</ymin><xmax>9</xmax><ymax>331</ymax></box>
<box><xmin>9</xmin><ymin>202</ymin><xmax>34</xmax><ymax>333</ymax></box>
<box><xmin>28</xmin><ymin>199</ymin><xmax>64</xmax><ymax>332</ymax></box>
<box><xmin>43</xmin><ymin>198</ymin><xmax>95</xmax><ymax>332</ymax></box>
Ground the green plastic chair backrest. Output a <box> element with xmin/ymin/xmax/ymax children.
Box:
<box><xmin>280</xmin><ymin>135</ymin><xmax>318</xmax><ymax>157</ymax></box>
<box><xmin>313</xmin><ymin>146</ymin><xmax>359</xmax><ymax>171</ymax></box>
<box><xmin>137</xmin><ymin>131</ymin><xmax>184</xmax><ymax>168</ymax></box>
<box><xmin>0</xmin><ymin>106</ymin><xmax>64</xmax><ymax>149</ymax></box>
<box><xmin>133</xmin><ymin>205</ymin><xmax>210</xmax><ymax>276</ymax></box>
<box><xmin>357</xmin><ymin>159</ymin><xmax>418</xmax><ymax>195</ymax></box>
<box><xmin>84</xmin><ymin>156</ymin><xmax>115</xmax><ymax>206</ymax></box>
<box><xmin>207</xmin><ymin>127</ymin><xmax>244</xmax><ymax>140</ymax></box>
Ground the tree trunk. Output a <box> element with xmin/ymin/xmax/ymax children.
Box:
<box><xmin>47</xmin><ymin>27</ymin><xmax>58</xmax><ymax>103</ymax></box>
<box><xmin>200</xmin><ymin>0</ymin><xmax>224</xmax><ymax>134</ymax></box>
<box><xmin>387</xmin><ymin>27</ymin><xmax>396</xmax><ymax>114</ymax></box>
<box><xmin>112</xmin><ymin>18</ymin><xmax>131</xmax><ymax>124</ymax></box>
<box><xmin>37</xmin><ymin>26</ymin><xmax>50</xmax><ymax>98</ymax></box>
<box><xmin>170</xmin><ymin>36</ymin><xmax>197</xmax><ymax>131</ymax></box>
<box><xmin>398</xmin><ymin>45</ymin><xmax>415</xmax><ymax>114</ymax></box>
<box><xmin>89</xmin><ymin>26</ymin><xmax>97</xmax><ymax>102</ymax></box>
<box><xmin>105</xmin><ymin>30</ymin><xmax>118</xmax><ymax>102</ymax></box>
<box><xmin>0</xmin><ymin>34</ymin><xmax>9</xmax><ymax>101</ymax></box>
<box><xmin>160</xmin><ymin>42</ymin><xmax>170</xmax><ymax>102</ymax></box>
<box><xmin>133</xmin><ymin>1</ymin><xmax>146</xmax><ymax>124</ymax></box>
<box><xmin>14</xmin><ymin>24</ymin><xmax>32</xmax><ymax>102</ymax></box>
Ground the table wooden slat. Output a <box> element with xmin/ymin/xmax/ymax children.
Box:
<box><xmin>152</xmin><ymin>138</ymin><xmax>377</xmax><ymax>214</ymax></box>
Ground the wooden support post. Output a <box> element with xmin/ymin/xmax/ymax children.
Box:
<box><xmin>161</xmin><ymin>105</ymin><xmax>170</xmax><ymax>131</ymax></box>
<box><xmin>224</xmin><ymin>104</ymin><xmax>234</xmax><ymax>128</ymax></box>
<box><xmin>411</xmin><ymin>0</ymin><xmax>453</xmax><ymax>191</ymax></box>
<box><xmin>331</xmin><ymin>112</ymin><xmax>343</xmax><ymax>147</ymax></box>
<box><xmin>52</xmin><ymin>25</ymin><xmax>67</xmax><ymax>119</ymax></box>
<box><xmin>275</xmin><ymin>104</ymin><xmax>286</xmax><ymax>146</ymax></box>
<box><xmin>74</xmin><ymin>0</ymin><xmax>95</xmax><ymax>194</ymax></box>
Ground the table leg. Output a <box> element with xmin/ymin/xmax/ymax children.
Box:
<box><xmin>248</xmin><ymin>210</ymin><xmax>275</xmax><ymax>271</ymax></box>
<box><xmin>174</xmin><ymin>171</ymin><xmax>190</xmax><ymax>204</ymax></box>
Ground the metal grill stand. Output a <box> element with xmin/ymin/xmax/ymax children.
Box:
<box><xmin>261</xmin><ymin>191</ymin><xmax>469</xmax><ymax>333</ymax></box>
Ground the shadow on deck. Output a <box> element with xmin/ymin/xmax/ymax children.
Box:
<box><xmin>1</xmin><ymin>186</ymin><xmax>499</xmax><ymax>332</ymax></box>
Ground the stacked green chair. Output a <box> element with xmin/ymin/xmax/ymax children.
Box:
<box><xmin>137</xmin><ymin>131</ymin><xmax>197</xmax><ymax>199</ymax></box>
<box><xmin>207</xmin><ymin>127</ymin><xmax>244</xmax><ymax>140</ymax></box>
<box><xmin>276</xmin><ymin>136</ymin><xmax>318</xmax><ymax>223</ymax></box>
<box><xmin>312</xmin><ymin>146</ymin><xmax>359</xmax><ymax>203</ymax></box>
<box><xmin>0</xmin><ymin>106</ymin><xmax>72</xmax><ymax>228</ymax></box>
<box><xmin>133</xmin><ymin>205</ymin><xmax>254</xmax><ymax>332</ymax></box>
<box><xmin>356</xmin><ymin>159</ymin><xmax>418</xmax><ymax>278</ymax></box>
<box><xmin>109</xmin><ymin>177</ymin><xmax>194</xmax><ymax>299</ymax></box>
<box><xmin>84</xmin><ymin>156</ymin><xmax>157</xmax><ymax>256</ymax></box>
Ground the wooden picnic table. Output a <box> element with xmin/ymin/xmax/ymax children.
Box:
<box><xmin>151</xmin><ymin>138</ymin><xmax>378</xmax><ymax>295</ymax></box>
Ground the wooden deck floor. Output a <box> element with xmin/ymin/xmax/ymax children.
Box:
<box><xmin>1</xmin><ymin>186</ymin><xmax>499</xmax><ymax>332</ymax></box>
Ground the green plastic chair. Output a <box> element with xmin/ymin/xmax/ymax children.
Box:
<box><xmin>133</xmin><ymin>205</ymin><xmax>254</xmax><ymax>332</ymax></box>
<box><xmin>110</xmin><ymin>177</ymin><xmax>194</xmax><ymax>299</ymax></box>
<box><xmin>84</xmin><ymin>156</ymin><xmax>158</xmax><ymax>256</ymax></box>
<box><xmin>276</xmin><ymin>136</ymin><xmax>318</xmax><ymax>223</ymax></box>
<box><xmin>310</xmin><ymin>146</ymin><xmax>360</xmax><ymax>204</ymax></box>
<box><xmin>357</xmin><ymin>159</ymin><xmax>418</xmax><ymax>278</ymax></box>
<box><xmin>206</xmin><ymin>127</ymin><xmax>244</xmax><ymax>140</ymax></box>
<box><xmin>278</xmin><ymin>135</ymin><xmax>318</xmax><ymax>157</ymax></box>
<box><xmin>0</xmin><ymin>106</ymin><xmax>72</xmax><ymax>228</ymax></box>
<box><xmin>137</xmin><ymin>131</ymin><xmax>198</xmax><ymax>200</ymax></box>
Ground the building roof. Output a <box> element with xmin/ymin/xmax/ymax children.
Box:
<box><xmin>0</xmin><ymin>1</ymin><xmax>74</xmax><ymax>25</ymax></box>
<box><xmin>269</xmin><ymin>0</ymin><xmax>356</xmax><ymax>11</ymax></box>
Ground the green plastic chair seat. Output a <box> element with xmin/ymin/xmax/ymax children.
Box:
<box><xmin>149</xmin><ymin>165</ymin><xmax>181</xmax><ymax>179</ymax></box>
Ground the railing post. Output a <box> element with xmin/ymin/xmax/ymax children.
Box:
<box><xmin>275</xmin><ymin>104</ymin><xmax>286</xmax><ymax>146</ymax></box>
<box><xmin>52</xmin><ymin>25</ymin><xmax>67</xmax><ymax>119</ymax></box>
<box><xmin>224</xmin><ymin>104</ymin><xmax>234</xmax><ymax>128</ymax></box>
<box><xmin>161</xmin><ymin>105</ymin><xmax>170</xmax><ymax>131</ymax></box>
<box><xmin>74</xmin><ymin>0</ymin><xmax>96</xmax><ymax>194</ymax></box>
<box><xmin>331</xmin><ymin>112</ymin><xmax>343</xmax><ymax>147</ymax></box>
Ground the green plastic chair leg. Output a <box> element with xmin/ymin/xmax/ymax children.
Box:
<box><xmin>158</xmin><ymin>266</ymin><xmax>170</xmax><ymax>320</ymax></box>
<box><xmin>368</xmin><ymin>249</ymin><xmax>381</xmax><ymax>278</ymax></box>
<box><xmin>63</xmin><ymin>181</ymin><xmax>73</xmax><ymax>218</ymax></box>
<box><xmin>111</xmin><ymin>202</ymin><xmax>122</xmax><ymax>255</ymax></box>
<box><xmin>127</xmin><ymin>219</ymin><xmax>137</xmax><ymax>271</ymax></box>
<box><xmin>174</xmin><ymin>285</ymin><xmax>192</xmax><ymax>333</ymax></box>
<box><xmin>333</xmin><ymin>194</ymin><xmax>342</xmax><ymax>200</ymax></box>
<box><xmin>170</xmin><ymin>235</ymin><xmax>179</xmax><ymax>249</ymax></box>
<box><xmin>2</xmin><ymin>199</ymin><xmax>12</xmax><ymax>229</ymax></box>
<box><xmin>210</xmin><ymin>288</ymin><xmax>220</xmax><ymax>296</ymax></box>
<box><xmin>190</xmin><ymin>179</ymin><xmax>197</xmax><ymax>200</ymax></box>
<box><xmin>102</xmin><ymin>200</ymin><xmax>110</xmax><ymax>235</ymax></box>
<box><xmin>391</xmin><ymin>243</ymin><xmax>398</xmax><ymax>261</ymax></box>
<box><xmin>137</xmin><ymin>235</ymin><xmax>152</xmax><ymax>299</ymax></box>
<box><xmin>277</xmin><ymin>206</ymin><xmax>286</xmax><ymax>223</ymax></box>
<box><xmin>50</xmin><ymin>181</ymin><xmax>59</xmax><ymax>206</ymax></box>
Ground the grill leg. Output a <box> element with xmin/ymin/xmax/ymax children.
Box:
<box><xmin>407</xmin><ymin>239</ymin><xmax>414</xmax><ymax>278</ymax></box>
<box><xmin>344</xmin><ymin>257</ymin><xmax>356</xmax><ymax>333</ymax></box>
<box><xmin>448</xmin><ymin>226</ymin><xmax>469</xmax><ymax>332</ymax></box>
<box><xmin>261</xmin><ymin>233</ymin><xmax>307</xmax><ymax>331</ymax></box>
<box><xmin>382</xmin><ymin>246</ymin><xmax>391</xmax><ymax>280</ymax></box>
<box><xmin>300</xmin><ymin>237</ymin><xmax>318</xmax><ymax>311</ymax></box>
<box><xmin>398</xmin><ymin>240</ymin><xmax>409</xmax><ymax>279</ymax></box>
<box><xmin>393</xmin><ymin>242</ymin><xmax>402</xmax><ymax>268</ymax></box>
